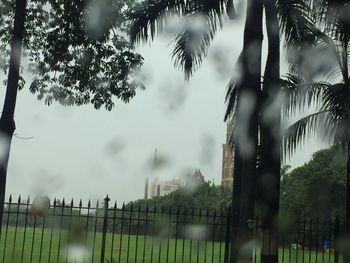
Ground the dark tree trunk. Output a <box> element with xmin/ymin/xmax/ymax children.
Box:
<box><xmin>229</xmin><ymin>0</ymin><xmax>263</xmax><ymax>262</ymax></box>
<box><xmin>0</xmin><ymin>0</ymin><xmax>27</xmax><ymax>229</ymax></box>
<box><xmin>347</xmin><ymin>142</ymin><xmax>350</xmax><ymax>233</ymax></box>
<box><xmin>259</xmin><ymin>1</ymin><xmax>280</xmax><ymax>263</ymax></box>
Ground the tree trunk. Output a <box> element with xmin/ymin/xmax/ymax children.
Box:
<box><xmin>229</xmin><ymin>0</ymin><xmax>263</xmax><ymax>262</ymax></box>
<box><xmin>259</xmin><ymin>1</ymin><xmax>280</xmax><ymax>263</ymax></box>
<box><xmin>347</xmin><ymin>141</ymin><xmax>350</xmax><ymax>233</ymax></box>
<box><xmin>0</xmin><ymin>0</ymin><xmax>27</xmax><ymax>229</ymax></box>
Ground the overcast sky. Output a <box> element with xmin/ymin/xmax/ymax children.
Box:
<box><xmin>0</xmin><ymin>17</ymin><xmax>329</xmax><ymax>205</ymax></box>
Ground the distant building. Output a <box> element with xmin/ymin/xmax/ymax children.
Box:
<box><xmin>144</xmin><ymin>149</ymin><xmax>184</xmax><ymax>199</ymax></box>
<box><xmin>222</xmin><ymin>122</ymin><xmax>234</xmax><ymax>187</ymax></box>
<box><xmin>145</xmin><ymin>177</ymin><xmax>183</xmax><ymax>199</ymax></box>
<box><xmin>185</xmin><ymin>169</ymin><xmax>205</xmax><ymax>188</ymax></box>
<box><xmin>157</xmin><ymin>179</ymin><xmax>183</xmax><ymax>197</ymax></box>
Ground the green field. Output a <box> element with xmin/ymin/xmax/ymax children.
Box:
<box><xmin>0</xmin><ymin>227</ymin><xmax>225</xmax><ymax>262</ymax></box>
<box><xmin>0</xmin><ymin>227</ymin><xmax>342</xmax><ymax>263</ymax></box>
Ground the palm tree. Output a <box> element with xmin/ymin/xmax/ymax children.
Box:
<box><xmin>0</xmin><ymin>0</ymin><xmax>27</xmax><ymax>228</ymax></box>
<box><xmin>129</xmin><ymin>1</ymin><xmax>317</xmax><ymax>263</ymax></box>
<box><xmin>282</xmin><ymin>0</ymin><xmax>350</xmax><ymax>234</ymax></box>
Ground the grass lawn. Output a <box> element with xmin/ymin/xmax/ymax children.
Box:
<box><xmin>0</xmin><ymin>227</ymin><xmax>343</xmax><ymax>263</ymax></box>
<box><xmin>0</xmin><ymin>227</ymin><xmax>225</xmax><ymax>262</ymax></box>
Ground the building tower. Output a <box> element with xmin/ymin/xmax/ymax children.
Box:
<box><xmin>221</xmin><ymin>121</ymin><xmax>234</xmax><ymax>187</ymax></box>
<box><xmin>144</xmin><ymin>148</ymin><xmax>158</xmax><ymax>199</ymax></box>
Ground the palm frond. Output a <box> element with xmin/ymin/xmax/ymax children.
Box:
<box><xmin>171</xmin><ymin>11</ymin><xmax>222</xmax><ymax>79</ymax></box>
<box><xmin>313</xmin><ymin>0</ymin><xmax>350</xmax><ymax>42</ymax></box>
<box><xmin>283</xmin><ymin>110</ymin><xmax>332</xmax><ymax>158</ymax></box>
<box><xmin>282</xmin><ymin>73</ymin><xmax>331</xmax><ymax>117</ymax></box>
<box><xmin>224</xmin><ymin>53</ymin><xmax>242</xmax><ymax>121</ymax></box>
<box><xmin>277</xmin><ymin>0</ymin><xmax>319</xmax><ymax>47</ymax></box>
<box><xmin>128</xmin><ymin>0</ymin><xmax>186</xmax><ymax>44</ymax></box>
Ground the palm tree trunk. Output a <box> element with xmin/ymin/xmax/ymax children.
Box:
<box><xmin>347</xmin><ymin>141</ymin><xmax>350</xmax><ymax>233</ymax></box>
<box><xmin>229</xmin><ymin>0</ymin><xmax>263</xmax><ymax>262</ymax></box>
<box><xmin>0</xmin><ymin>0</ymin><xmax>28</xmax><ymax>229</ymax></box>
<box><xmin>259</xmin><ymin>1</ymin><xmax>280</xmax><ymax>263</ymax></box>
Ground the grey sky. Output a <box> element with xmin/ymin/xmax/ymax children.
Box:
<box><xmin>0</xmin><ymin>17</ymin><xmax>328</xmax><ymax>205</ymax></box>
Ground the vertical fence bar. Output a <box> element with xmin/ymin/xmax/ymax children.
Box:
<box><xmin>296</xmin><ymin>219</ymin><xmax>299</xmax><ymax>263</ymax></box>
<box><xmin>91</xmin><ymin>200</ymin><xmax>99</xmax><ymax>263</ymax></box>
<box><xmin>224</xmin><ymin>207</ymin><xmax>232</xmax><ymax>263</ymax></box>
<box><xmin>29</xmin><ymin>216</ymin><xmax>37</xmax><ymax>263</ymax></box>
<box><xmin>218</xmin><ymin>209</ymin><xmax>224</xmax><ymax>263</ymax></box>
<box><xmin>196</xmin><ymin>209</ymin><xmax>202</xmax><ymax>263</ymax></box>
<box><xmin>315</xmin><ymin>219</ymin><xmax>319</xmax><ymax>263</ymax></box>
<box><xmin>166</xmin><ymin>207</ymin><xmax>172</xmax><ymax>263</ymax></box>
<box><xmin>334</xmin><ymin>216</ymin><xmax>339</xmax><ymax>263</ymax></box>
<box><xmin>328</xmin><ymin>219</ymin><xmax>331</xmax><ymax>263</ymax></box>
<box><xmin>83</xmin><ymin>200</ymin><xmax>91</xmax><ymax>263</ymax></box>
<box><xmin>173</xmin><ymin>206</ymin><xmax>179</xmax><ymax>263</ymax></box>
<box><xmin>64</xmin><ymin>199</ymin><xmax>74</xmax><ymax>263</ymax></box>
<box><xmin>110</xmin><ymin>202</ymin><xmax>117</xmax><ymax>262</ymax></box>
<box><xmin>48</xmin><ymin>198</ymin><xmax>57</xmax><ymax>263</ymax></box>
<box><xmin>118</xmin><ymin>203</ymin><xmax>125</xmax><ymax>263</ymax></box>
<box><xmin>11</xmin><ymin>195</ymin><xmax>21</xmax><ymax>263</ymax></box>
<box><xmin>157</xmin><ymin>206</ymin><xmax>164</xmax><ymax>263</ymax></box>
<box><xmin>302</xmin><ymin>216</ymin><xmax>306</xmax><ymax>263</ymax></box>
<box><xmin>204</xmin><ymin>209</ymin><xmax>209</xmax><ymax>263</ymax></box>
<box><xmin>57</xmin><ymin>198</ymin><xmax>66</xmax><ymax>263</ymax></box>
<box><xmin>181</xmin><ymin>208</ymin><xmax>187</xmax><ymax>263</ymax></box>
<box><xmin>100</xmin><ymin>195</ymin><xmax>110</xmax><ymax>263</ymax></box>
<box><xmin>150</xmin><ymin>205</ymin><xmax>157</xmax><ymax>263</ymax></box>
<box><xmin>212</xmin><ymin>210</ymin><xmax>217</xmax><ymax>263</ymax></box>
<box><xmin>142</xmin><ymin>204</ymin><xmax>149</xmax><ymax>263</ymax></box>
<box><xmin>20</xmin><ymin>196</ymin><xmax>30</xmax><ymax>263</ymax></box>
<box><xmin>189</xmin><ymin>208</ymin><xmax>194</xmax><ymax>263</ymax></box>
<box><xmin>2</xmin><ymin>195</ymin><xmax>11</xmax><ymax>262</ymax></box>
<box><xmin>38</xmin><ymin>212</ymin><xmax>46</xmax><ymax>263</ymax></box>
<box><xmin>309</xmin><ymin>219</ymin><xmax>313</xmax><ymax>263</ymax></box>
<box><xmin>134</xmin><ymin>203</ymin><xmax>142</xmax><ymax>263</ymax></box>
<box><xmin>126</xmin><ymin>203</ymin><xmax>133</xmax><ymax>263</ymax></box>
<box><xmin>321</xmin><ymin>220</ymin><xmax>325</xmax><ymax>263</ymax></box>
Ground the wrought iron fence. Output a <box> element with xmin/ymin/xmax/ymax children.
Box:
<box><xmin>0</xmin><ymin>195</ymin><xmax>231</xmax><ymax>263</ymax></box>
<box><xmin>0</xmin><ymin>195</ymin><xmax>347</xmax><ymax>263</ymax></box>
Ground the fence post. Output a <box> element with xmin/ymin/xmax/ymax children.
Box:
<box><xmin>100</xmin><ymin>195</ymin><xmax>110</xmax><ymax>263</ymax></box>
<box><xmin>224</xmin><ymin>206</ymin><xmax>232</xmax><ymax>263</ymax></box>
<box><xmin>334</xmin><ymin>216</ymin><xmax>339</xmax><ymax>263</ymax></box>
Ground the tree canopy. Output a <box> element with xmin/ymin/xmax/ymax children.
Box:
<box><xmin>280</xmin><ymin>146</ymin><xmax>346</xmax><ymax>221</ymax></box>
<box><xmin>127</xmin><ymin>182</ymin><xmax>232</xmax><ymax>212</ymax></box>
<box><xmin>0</xmin><ymin>0</ymin><xmax>144</xmax><ymax>110</ymax></box>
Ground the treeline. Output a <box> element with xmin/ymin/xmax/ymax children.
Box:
<box><xmin>126</xmin><ymin>182</ymin><xmax>232</xmax><ymax>212</ymax></box>
<box><xmin>280</xmin><ymin>146</ymin><xmax>346</xmax><ymax>221</ymax></box>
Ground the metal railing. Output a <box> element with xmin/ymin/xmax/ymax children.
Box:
<box><xmin>0</xmin><ymin>195</ymin><xmax>346</xmax><ymax>263</ymax></box>
<box><xmin>0</xmin><ymin>195</ymin><xmax>230</xmax><ymax>263</ymax></box>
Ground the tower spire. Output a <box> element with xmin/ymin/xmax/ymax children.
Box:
<box><xmin>154</xmin><ymin>148</ymin><xmax>157</xmax><ymax>163</ymax></box>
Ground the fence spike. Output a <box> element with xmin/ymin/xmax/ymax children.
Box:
<box><xmin>137</xmin><ymin>202</ymin><xmax>141</xmax><ymax>211</ymax></box>
<box><xmin>27</xmin><ymin>196</ymin><xmax>30</xmax><ymax>204</ymax></box>
<box><xmin>18</xmin><ymin>195</ymin><xmax>21</xmax><ymax>203</ymax></box>
<box><xmin>88</xmin><ymin>199</ymin><xmax>91</xmax><ymax>208</ymax></box>
<box><xmin>53</xmin><ymin>198</ymin><xmax>57</xmax><ymax>207</ymax></box>
<box><xmin>114</xmin><ymin>202</ymin><xmax>117</xmax><ymax>209</ymax></box>
<box><xmin>62</xmin><ymin>198</ymin><xmax>65</xmax><ymax>206</ymax></box>
<box><xmin>79</xmin><ymin>199</ymin><xmax>82</xmax><ymax>207</ymax></box>
<box><xmin>9</xmin><ymin>194</ymin><xmax>12</xmax><ymax>203</ymax></box>
<box><xmin>122</xmin><ymin>202</ymin><xmax>125</xmax><ymax>209</ymax></box>
<box><xmin>70</xmin><ymin>198</ymin><xmax>74</xmax><ymax>206</ymax></box>
<box><xmin>96</xmin><ymin>200</ymin><xmax>99</xmax><ymax>208</ymax></box>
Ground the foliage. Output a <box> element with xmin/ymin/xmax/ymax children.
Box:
<box><xmin>0</xmin><ymin>0</ymin><xmax>144</xmax><ymax>110</ymax></box>
<box><xmin>280</xmin><ymin>146</ymin><xmax>346</xmax><ymax>220</ymax></box>
<box><xmin>127</xmin><ymin>182</ymin><xmax>232</xmax><ymax>212</ymax></box>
